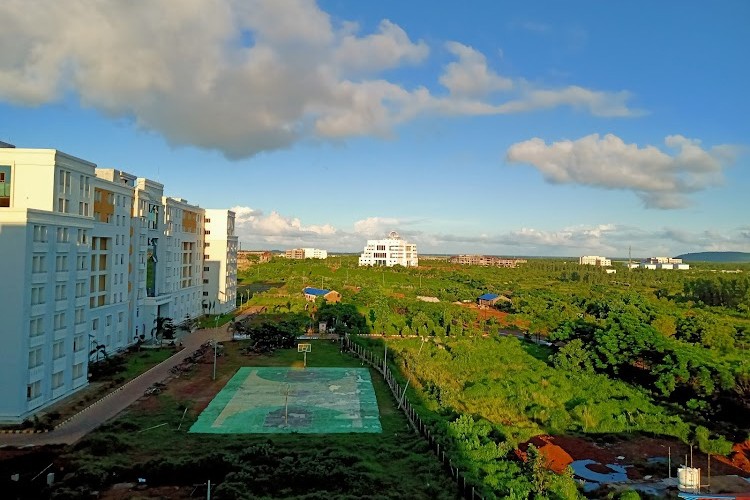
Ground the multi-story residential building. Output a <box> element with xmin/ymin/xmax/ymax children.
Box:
<box><xmin>644</xmin><ymin>257</ymin><xmax>683</xmax><ymax>265</ymax></box>
<box><xmin>0</xmin><ymin>144</ymin><xmax>237</xmax><ymax>422</ymax></box>
<box><xmin>203</xmin><ymin>209</ymin><xmax>238</xmax><ymax>315</ymax></box>
<box><xmin>449</xmin><ymin>255</ymin><xmax>528</xmax><ymax>268</ymax></box>
<box><xmin>358</xmin><ymin>231</ymin><xmax>418</xmax><ymax>267</ymax></box>
<box><xmin>285</xmin><ymin>248</ymin><xmax>305</xmax><ymax>259</ymax></box>
<box><xmin>579</xmin><ymin>255</ymin><xmax>612</xmax><ymax>267</ymax></box>
<box><xmin>285</xmin><ymin>247</ymin><xmax>327</xmax><ymax>259</ymax></box>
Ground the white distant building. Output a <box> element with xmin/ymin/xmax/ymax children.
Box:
<box><xmin>579</xmin><ymin>255</ymin><xmax>612</xmax><ymax>267</ymax></box>
<box><xmin>358</xmin><ymin>231</ymin><xmax>418</xmax><ymax>267</ymax></box>
<box><xmin>0</xmin><ymin>144</ymin><xmax>237</xmax><ymax>423</ymax></box>
<box><xmin>285</xmin><ymin>247</ymin><xmax>327</xmax><ymax>259</ymax></box>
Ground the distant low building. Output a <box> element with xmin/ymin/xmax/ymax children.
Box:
<box><xmin>302</xmin><ymin>287</ymin><xmax>340</xmax><ymax>303</ymax></box>
<box><xmin>286</xmin><ymin>248</ymin><xmax>327</xmax><ymax>259</ymax></box>
<box><xmin>358</xmin><ymin>231</ymin><xmax>418</xmax><ymax>267</ymax></box>
<box><xmin>416</xmin><ymin>296</ymin><xmax>440</xmax><ymax>303</ymax></box>
<box><xmin>579</xmin><ymin>255</ymin><xmax>612</xmax><ymax>267</ymax></box>
<box><xmin>644</xmin><ymin>256</ymin><xmax>683</xmax><ymax>264</ymax></box>
<box><xmin>449</xmin><ymin>254</ymin><xmax>527</xmax><ymax>268</ymax></box>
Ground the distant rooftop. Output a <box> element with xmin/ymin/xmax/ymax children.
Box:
<box><xmin>478</xmin><ymin>293</ymin><xmax>499</xmax><ymax>301</ymax></box>
<box><xmin>303</xmin><ymin>287</ymin><xmax>330</xmax><ymax>296</ymax></box>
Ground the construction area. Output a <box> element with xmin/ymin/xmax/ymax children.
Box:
<box><xmin>189</xmin><ymin>367</ymin><xmax>382</xmax><ymax>434</ymax></box>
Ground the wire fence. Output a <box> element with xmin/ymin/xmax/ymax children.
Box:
<box><xmin>345</xmin><ymin>337</ymin><xmax>485</xmax><ymax>500</ymax></box>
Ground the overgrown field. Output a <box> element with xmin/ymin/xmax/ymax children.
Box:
<box><xmin>49</xmin><ymin>340</ymin><xmax>458</xmax><ymax>499</ymax></box>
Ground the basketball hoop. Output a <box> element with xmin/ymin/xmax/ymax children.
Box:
<box><xmin>298</xmin><ymin>343</ymin><xmax>311</xmax><ymax>368</ymax></box>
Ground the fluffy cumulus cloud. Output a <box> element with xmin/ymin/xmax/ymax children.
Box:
<box><xmin>231</xmin><ymin>205</ymin><xmax>337</xmax><ymax>246</ymax></box>
<box><xmin>0</xmin><ymin>0</ymin><xmax>640</xmax><ymax>158</ymax></box>
<box><xmin>506</xmin><ymin>133</ymin><xmax>737</xmax><ymax>209</ymax></box>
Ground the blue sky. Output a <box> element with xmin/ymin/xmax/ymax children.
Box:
<box><xmin>1</xmin><ymin>0</ymin><xmax>748</xmax><ymax>257</ymax></box>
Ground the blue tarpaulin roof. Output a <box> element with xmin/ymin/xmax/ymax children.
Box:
<box><xmin>303</xmin><ymin>287</ymin><xmax>330</xmax><ymax>296</ymax></box>
<box><xmin>478</xmin><ymin>293</ymin><xmax>499</xmax><ymax>301</ymax></box>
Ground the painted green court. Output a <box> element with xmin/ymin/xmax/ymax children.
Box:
<box><xmin>189</xmin><ymin>367</ymin><xmax>382</xmax><ymax>434</ymax></box>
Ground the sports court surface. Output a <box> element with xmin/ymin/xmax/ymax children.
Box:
<box><xmin>189</xmin><ymin>367</ymin><xmax>382</xmax><ymax>434</ymax></box>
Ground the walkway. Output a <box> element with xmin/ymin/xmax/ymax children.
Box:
<box><xmin>0</xmin><ymin>324</ymin><xmax>233</xmax><ymax>447</ymax></box>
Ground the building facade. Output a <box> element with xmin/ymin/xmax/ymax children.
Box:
<box><xmin>0</xmin><ymin>145</ymin><xmax>237</xmax><ymax>422</ymax></box>
<box><xmin>203</xmin><ymin>209</ymin><xmax>238</xmax><ymax>315</ymax></box>
<box><xmin>358</xmin><ymin>231</ymin><xmax>418</xmax><ymax>267</ymax></box>
<box><xmin>449</xmin><ymin>255</ymin><xmax>527</xmax><ymax>268</ymax></box>
<box><xmin>579</xmin><ymin>255</ymin><xmax>612</xmax><ymax>267</ymax></box>
<box><xmin>285</xmin><ymin>248</ymin><xmax>327</xmax><ymax>259</ymax></box>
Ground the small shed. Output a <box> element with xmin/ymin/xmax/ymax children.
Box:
<box><xmin>477</xmin><ymin>293</ymin><xmax>501</xmax><ymax>306</ymax></box>
<box><xmin>303</xmin><ymin>287</ymin><xmax>329</xmax><ymax>301</ymax></box>
<box><xmin>303</xmin><ymin>287</ymin><xmax>341</xmax><ymax>303</ymax></box>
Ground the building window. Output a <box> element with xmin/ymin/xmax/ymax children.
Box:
<box><xmin>27</xmin><ymin>381</ymin><xmax>41</xmax><ymax>401</ymax></box>
<box><xmin>28</xmin><ymin>348</ymin><xmax>43</xmax><ymax>368</ymax></box>
<box><xmin>33</xmin><ymin>225</ymin><xmax>48</xmax><ymax>243</ymax></box>
<box><xmin>55</xmin><ymin>255</ymin><xmax>68</xmax><ymax>272</ymax></box>
<box><xmin>56</xmin><ymin>227</ymin><xmax>69</xmax><ymax>243</ymax></box>
<box><xmin>55</xmin><ymin>284</ymin><xmax>67</xmax><ymax>301</ymax></box>
<box><xmin>52</xmin><ymin>371</ymin><xmax>64</xmax><ymax>389</ymax></box>
<box><xmin>73</xmin><ymin>363</ymin><xmax>84</xmax><ymax>379</ymax></box>
<box><xmin>0</xmin><ymin>165</ymin><xmax>11</xmax><ymax>207</ymax></box>
<box><xmin>75</xmin><ymin>308</ymin><xmax>85</xmax><ymax>325</ymax></box>
<box><xmin>31</xmin><ymin>287</ymin><xmax>45</xmax><ymax>305</ymax></box>
<box><xmin>202</xmin><ymin>291</ymin><xmax>209</xmax><ymax>296</ymax></box>
<box><xmin>73</xmin><ymin>335</ymin><xmax>84</xmax><ymax>352</ymax></box>
<box><xmin>32</xmin><ymin>255</ymin><xmax>46</xmax><ymax>273</ymax></box>
<box><xmin>52</xmin><ymin>341</ymin><xmax>65</xmax><ymax>359</ymax></box>
<box><xmin>54</xmin><ymin>312</ymin><xmax>66</xmax><ymax>330</ymax></box>
<box><xmin>29</xmin><ymin>317</ymin><xmax>44</xmax><ymax>337</ymax></box>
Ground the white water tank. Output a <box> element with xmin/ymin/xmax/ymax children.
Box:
<box><xmin>677</xmin><ymin>466</ymin><xmax>700</xmax><ymax>492</ymax></box>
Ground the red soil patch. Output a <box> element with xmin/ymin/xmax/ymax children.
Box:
<box><xmin>716</xmin><ymin>440</ymin><xmax>750</xmax><ymax>474</ymax></box>
<box><xmin>517</xmin><ymin>435</ymin><xmax>573</xmax><ymax>473</ymax></box>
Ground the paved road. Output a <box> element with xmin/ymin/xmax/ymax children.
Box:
<box><xmin>0</xmin><ymin>323</ymin><xmax>235</xmax><ymax>447</ymax></box>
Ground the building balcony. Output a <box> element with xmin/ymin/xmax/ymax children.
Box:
<box><xmin>30</xmin><ymin>303</ymin><xmax>46</xmax><ymax>317</ymax></box>
<box><xmin>28</xmin><ymin>365</ymin><xmax>44</xmax><ymax>382</ymax></box>
<box><xmin>31</xmin><ymin>273</ymin><xmax>47</xmax><ymax>284</ymax></box>
<box><xmin>53</xmin><ymin>328</ymin><xmax>67</xmax><ymax>341</ymax></box>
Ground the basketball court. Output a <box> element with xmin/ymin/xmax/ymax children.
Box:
<box><xmin>189</xmin><ymin>367</ymin><xmax>382</xmax><ymax>434</ymax></box>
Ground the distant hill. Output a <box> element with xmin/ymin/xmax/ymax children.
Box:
<box><xmin>675</xmin><ymin>251</ymin><xmax>750</xmax><ymax>263</ymax></box>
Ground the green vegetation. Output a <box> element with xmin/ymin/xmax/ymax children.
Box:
<box><xmin>231</xmin><ymin>256</ymin><xmax>749</xmax><ymax>497</ymax></box>
<box><xmin>54</xmin><ymin>341</ymin><xmax>456</xmax><ymax>499</ymax></box>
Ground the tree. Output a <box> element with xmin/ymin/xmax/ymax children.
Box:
<box><xmin>152</xmin><ymin>317</ymin><xmax>176</xmax><ymax>343</ymax></box>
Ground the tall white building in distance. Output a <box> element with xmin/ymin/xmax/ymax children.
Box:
<box><xmin>579</xmin><ymin>255</ymin><xmax>612</xmax><ymax>267</ymax></box>
<box><xmin>359</xmin><ymin>231</ymin><xmax>418</xmax><ymax>267</ymax></box>
<box><xmin>0</xmin><ymin>144</ymin><xmax>238</xmax><ymax>423</ymax></box>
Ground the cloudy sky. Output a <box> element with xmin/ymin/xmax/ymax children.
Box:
<box><xmin>1</xmin><ymin>0</ymin><xmax>748</xmax><ymax>257</ymax></box>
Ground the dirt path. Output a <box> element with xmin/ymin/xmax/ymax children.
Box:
<box><xmin>0</xmin><ymin>325</ymin><xmax>233</xmax><ymax>447</ymax></box>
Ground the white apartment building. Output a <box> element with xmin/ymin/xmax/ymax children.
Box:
<box><xmin>285</xmin><ymin>247</ymin><xmax>327</xmax><ymax>259</ymax></box>
<box><xmin>302</xmin><ymin>247</ymin><xmax>327</xmax><ymax>259</ymax></box>
<box><xmin>0</xmin><ymin>144</ymin><xmax>237</xmax><ymax>422</ymax></box>
<box><xmin>358</xmin><ymin>231</ymin><xmax>418</xmax><ymax>267</ymax></box>
<box><xmin>579</xmin><ymin>255</ymin><xmax>612</xmax><ymax>267</ymax></box>
<box><xmin>203</xmin><ymin>209</ymin><xmax>238</xmax><ymax>315</ymax></box>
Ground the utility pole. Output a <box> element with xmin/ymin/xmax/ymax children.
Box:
<box><xmin>212</xmin><ymin>340</ymin><xmax>218</xmax><ymax>381</ymax></box>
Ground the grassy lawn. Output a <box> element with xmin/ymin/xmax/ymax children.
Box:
<box><xmin>58</xmin><ymin>341</ymin><xmax>457</xmax><ymax>499</ymax></box>
<box><xmin>117</xmin><ymin>348</ymin><xmax>177</xmax><ymax>380</ymax></box>
<box><xmin>197</xmin><ymin>312</ymin><xmax>235</xmax><ymax>328</ymax></box>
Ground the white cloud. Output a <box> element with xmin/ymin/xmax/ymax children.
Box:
<box><xmin>440</xmin><ymin>42</ymin><xmax>513</xmax><ymax>97</ymax></box>
<box><xmin>229</xmin><ymin>207</ymin><xmax>750</xmax><ymax>256</ymax></box>
<box><xmin>0</xmin><ymin>1</ymin><xmax>642</xmax><ymax>158</ymax></box>
<box><xmin>231</xmin><ymin>205</ymin><xmax>337</xmax><ymax>246</ymax></box>
<box><xmin>506</xmin><ymin>133</ymin><xmax>736</xmax><ymax>209</ymax></box>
